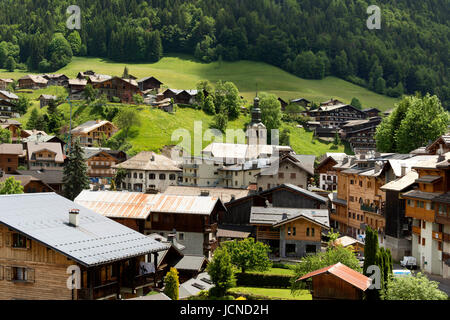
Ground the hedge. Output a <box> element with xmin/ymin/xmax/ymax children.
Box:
<box><xmin>235</xmin><ymin>272</ymin><xmax>294</xmax><ymax>288</ymax></box>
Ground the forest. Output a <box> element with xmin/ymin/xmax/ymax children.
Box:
<box><xmin>0</xmin><ymin>0</ymin><xmax>449</xmax><ymax>108</ymax></box>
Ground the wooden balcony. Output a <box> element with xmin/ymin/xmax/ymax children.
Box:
<box><xmin>435</xmin><ymin>214</ymin><xmax>450</xmax><ymax>225</ymax></box>
<box><xmin>123</xmin><ymin>273</ymin><xmax>156</xmax><ymax>290</ymax></box>
<box><xmin>256</xmin><ymin>230</ymin><xmax>280</xmax><ymax>240</ymax></box>
<box><xmin>78</xmin><ymin>281</ymin><xmax>118</xmax><ymax>300</ymax></box>
<box><xmin>412</xmin><ymin>226</ymin><xmax>421</xmax><ymax>236</ymax></box>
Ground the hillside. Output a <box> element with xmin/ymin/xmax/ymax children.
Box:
<box><xmin>3</xmin><ymin>55</ymin><xmax>400</xmax><ymax>111</ymax></box>
<box><xmin>0</xmin><ymin>0</ymin><xmax>448</xmax><ymax>107</ymax></box>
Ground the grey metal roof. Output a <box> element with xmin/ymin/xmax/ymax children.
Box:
<box><xmin>250</xmin><ymin>206</ymin><xmax>329</xmax><ymax>228</ymax></box>
<box><xmin>17</xmin><ymin>169</ymin><xmax>64</xmax><ymax>185</ymax></box>
<box><xmin>128</xmin><ymin>292</ymin><xmax>171</xmax><ymax>300</ymax></box>
<box><xmin>401</xmin><ymin>190</ymin><xmax>441</xmax><ymax>201</ymax></box>
<box><xmin>266</xmin><ymin>183</ymin><xmax>328</xmax><ymax>203</ymax></box>
<box><xmin>0</xmin><ymin>193</ymin><xmax>170</xmax><ymax>267</ymax></box>
<box><xmin>431</xmin><ymin>192</ymin><xmax>450</xmax><ymax>204</ymax></box>
<box><xmin>174</xmin><ymin>255</ymin><xmax>206</xmax><ymax>271</ymax></box>
<box><xmin>178</xmin><ymin>272</ymin><xmax>214</xmax><ymax>299</ymax></box>
<box><xmin>415</xmin><ymin>175</ymin><xmax>442</xmax><ymax>184</ymax></box>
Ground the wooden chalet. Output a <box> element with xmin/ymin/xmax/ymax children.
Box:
<box><xmin>82</xmin><ymin>147</ymin><xmax>127</xmax><ymax>185</ymax></box>
<box><xmin>297</xmin><ymin>263</ymin><xmax>372</xmax><ymax>300</ymax></box>
<box><xmin>16</xmin><ymin>169</ymin><xmax>64</xmax><ymax>195</ymax></box>
<box><xmin>0</xmin><ymin>79</ymin><xmax>13</xmax><ymax>90</ymax></box>
<box><xmin>250</xmin><ymin>207</ymin><xmax>329</xmax><ymax>257</ymax></box>
<box><xmin>75</xmin><ymin>191</ymin><xmax>228</xmax><ymax>259</ymax></box>
<box><xmin>138</xmin><ymin>76</ymin><xmax>163</xmax><ymax>92</ymax></box>
<box><xmin>315</xmin><ymin>153</ymin><xmax>347</xmax><ymax>192</ymax></box>
<box><xmin>362</xmin><ymin>108</ymin><xmax>381</xmax><ymax>118</ymax></box>
<box><xmin>308</xmin><ymin>103</ymin><xmax>367</xmax><ymax>129</ymax></box>
<box><xmin>0</xmin><ymin>144</ymin><xmax>24</xmax><ymax>174</ymax></box>
<box><xmin>37</xmin><ymin>94</ymin><xmax>57</xmax><ymax>109</ymax></box>
<box><xmin>0</xmin><ymin>99</ymin><xmax>19</xmax><ymax>118</ymax></box>
<box><xmin>0</xmin><ymin>173</ymin><xmax>54</xmax><ymax>193</ymax></box>
<box><xmin>68</xmin><ymin>78</ymin><xmax>88</xmax><ymax>100</ymax></box>
<box><xmin>70</xmin><ymin>120</ymin><xmax>118</xmax><ymax>147</ymax></box>
<box><xmin>26</xmin><ymin>142</ymin><xmax>65</xmax><ymax>171</ymax></box>
<box><xmin>0</xmin><ymin>119</ymin><xmax>22</xmax><ymax>142</ymax></box>
<box><xmin>290</xmin><ymin>98</ymin><xmax>311</xmax><ymax>109</ymax></box>
<box><xmin>92</xmin><ymin>76</ymin><xmax>142</xmax><ymax>104</ymax></box>
<box><xmin>0</xmin><ymin>90</ymin><xmax>19</xmax><ymax>103</ymax></box>
<box><xmin>18</xmin><ymin>75</ymin><xmax>48</xmax><ymax>90</ymax></box>
<box><xmin>43</xmin><ymin>74</ymin><xmax>69</xmax><ymax>87</ymax></box>
<box><xmin>340</xmin><ymin>117</ymin><xmax>382</xmax><ymax>153</ymax></box>
<box><xmin>0</xmin><ymin>193</ymin><xmax>170</xmax><ymax>300</ymax></box>
<box><xmin>162</xmin><ymin>89</ymin><xmax>202</xmax><ymax>105</ymax></box>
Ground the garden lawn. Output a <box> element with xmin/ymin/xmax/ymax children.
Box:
<box><xmin>229</xmin><ymin>287</ymin><xmax>311</xmax><ymax>300</ymax></box>
<box><xmin>248</xmin><ymin>268</ymin><xmax>296</xmax><ymax>276</ymax></box>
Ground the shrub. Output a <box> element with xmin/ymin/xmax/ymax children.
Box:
<box><xmin>235</xmin><ymin>273</ymin><xmax>294</xmax><ymax>288</ymax></box>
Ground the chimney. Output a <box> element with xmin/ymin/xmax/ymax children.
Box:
<box><xmin>69</xmin><ymin>209</ymin><xmax>80</xmax><ymax>227</ymax></box>
<box><xmin>265</xmin><ymin>200</ymin><xmax>272</xmax><ymax>208</ymax></box>
<box><xmin>167</xmin><ymin>233</ymin><xmax>177</xmax><ymax>246</ymax></box>
<box><xmin>401</xmin><ymin>165</ymin><xmax>407</xmax><ymax>177</ymax></box>
<box><xmin>282</xmin><ymin>213</ymin><xmax>288</xmax><ymax>220</ymax></box>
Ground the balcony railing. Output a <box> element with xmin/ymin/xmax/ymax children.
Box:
<box><xmin>256</xmin><ymin>230</ymin><xmax>280</xmax><ymax>240</ymax></box>
<box><xmin>360</xmin><ymin>204</ymin><xmax>379</xmax><ymax>214</ymax></box>
<box><xmin>78</xmin><ymin>281</ymin><xmax>118</xmax><ymax>300</ymax></box>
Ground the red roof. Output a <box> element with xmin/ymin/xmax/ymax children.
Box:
<box><xmin>297</xmin><ymin>262</ymin><xmax>371</xmax><ymax>291</ymax></box>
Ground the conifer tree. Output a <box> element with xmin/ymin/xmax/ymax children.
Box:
<box><xmin>63</xmin><ymin>140</ymin><xmax>90</xmax><ymax>200</ymax></box>
<box><xmin>163</xmin><ymin>267</ymin><xmax>179</xmax><ymax>300</ymax></box>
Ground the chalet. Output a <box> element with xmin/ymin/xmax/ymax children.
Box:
<box><xmin>255</xmin><ymin>153</ymin><xmax>316</xmax><ymax>191</ymax></box>
<box><xmin>0</xmin><ymin>90</ymin><xmax>19</xmax><ymax>103</ymax></box>
<box><xmin>0</xmin><ymin>193</ymin><xmax>170</xmax><ymax>300</ymax></box>
<box><xmin>0</xmin><ymin>173</ymin><xmax>54</xmax><ymax>193</ymax></box>
<box><xmin>18</xmin><ymin>75</ymin><xmax>48</xmax><ymax>90</ymax></box>
<box><xmin>82</xmin><ymin>147</ymin><xmax>127</xmax><ymax>186</ymax></box>
<box><xmin>0</xmin><ymin>119</ymin><xmax>22</xmax><ymax>142</ymax></box>
<box><xmin>0</xmin><ymin>144</ymin><xmax>24</xmax><ymax>174</ymax></box>
<box><xmin>68</xmin><ymin>78</ymin><xmax>87</xmax><ymax>100</ymax></box>
<box><xmin>179</xmin><ymin>272</ymin><xmax>214</xmax><ymax>299</ymax></box>
<box><xmin>43</xmin><ymin>74</ymin><xmax>69</xmax><ymax>87</ymax></box>
<box><xmin>362</xmin><ymin>108</ymin><xmax>381</xmax><ymax>118</ymax></box>
<box><xmin>320</xmin><ymin>98</ymin><xmax>343</xmax><ymax>106</ymax></box>
<box><xmin>314</xmin><ymin>127</ymin><xmax>339</xmax><ymax>140</ymax></box>
<box><xmin>37</xmin><ymin>94</ymin><xmax>57</xmax><ymax>109</ymax></box>
<box><xmin>0</xmin><ymin>78</ymin><xmax>13</xmax><ymax>90</ymax></box>
<box><xmin>77</xmin><ymin>70</ymin><xmax>96</xmax><ymax>78</ymax></box>
<box><xmin>216</xmin><ymin>158</ymin><xmax>271</xmax><ymax>189</ymax></box>
<box><xmin>340</xmin><ymin>117</ymin><xmax>382</xmax><ymax>153</ymax></box>
<box><xmin>290</xmin><ymin>98</ymin><xmax>311</xmax><ymax>109</ymax></box>
<box><xmin>26</xmin><ymin>142</ymin><xmax>65</xmax><ymax>171</ymax></box>
<box><xmin>113</xmin><ymin>151</ymin><xmax>182</xmax><ymax>193</ymax></box>
<box><xmin>334</xmin><ymin>236</ymin><xmax>365</xmax><ymax>256</ymax></box>
<box><xmin>22</xmin><ymin>132</ymin><xmax>65</xmax><ymax>151</ymax></box>
<box><xmin>75</xmin><ymin>190</ymin><xmax>228</xmax><ymax>259</ymax></box>
<box><xmin>308</xmin><ymin>104</ymin><xmax>367</xmax><ymax>128</ymax></box>
<box><xmin>162</xmin><ymin>89</ymin><xmax>201</xmax><ymax>105</ymax></box>
<box><xmin>138</xmin><ymin>76</ymin><xmax>163</xmax><ymax>92</ymax></box>
<box><xmin>250</xmin><ymin>207</ymin><xmax>329</xmax><ymax>257</ymax></box>
<box><xmin>71</xmin><ymin>120</ymin><xmax>118</xmax><ymax>147</ymax></box>
<box><xmin>223</xmin><ymin>183</ymin><xmax>328</xmax><ymax>227</ymax></box>
<box><xmin>426</xmin><ymin>135</ymin><xmax>450</xmax><ymax>155</ymax></box>
<box><xmin>0</xmin><ymin>100</ymin><xmax>19</xmax><ymax>118</ymax></box>
<box><xmin>315</xmin><ymin>153</ymin><xmax>347</xmax><ymax>192</ymax></box>
<box><xmin>92</xmin><ymin>76</ymin><xmax>142</xmax><ymax>104</ymax></box>
<box><xmin>16</xmin><ymin>169</ymin><xmax>64</xmax><ymax>195</ymax></box>
<box><xmin>401</xmin><ymin>152</ymin><xmax>450</xmax><ymax>278</ymax></box>
<box><xmin>297</xmin><ymin>263</ymin><xmax>372</xmax><ymax>300</ymax></box>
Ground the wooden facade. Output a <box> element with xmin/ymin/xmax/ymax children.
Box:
<box><xmin>310</xmin><ymin>273</ymin><xmax>365</xmax><ymax>300</ymax></box>
<box><xmin>0</xmin><ymin>224</ymin><xmax>162</xmax><ymax>300</ymax></box>
<box><xmin>138</xmin><ymin>77</ymin><xmax>163</xmax><ymax>92</ymax></box>
<box><xmin>92</xmin><ymin>77</ymin><xmax>142</xmax><ymax>104</ymax></box>
<box><xmin>0</xmin><ymin>154</ymin><xmax>19</xmax><ymax>174</ymax></box>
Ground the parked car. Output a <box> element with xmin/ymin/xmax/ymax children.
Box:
<box><xmin>400</xmin><ymin>256</ymin><xmax>417</xmax><ymax>269</ymax></box>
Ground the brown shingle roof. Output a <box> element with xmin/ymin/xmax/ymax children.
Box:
<box><xmin>0</xmin><ymin>144</ymin><xmax>24</xmax><ymax>155</ymax></box>
<box><xmin>113</xmin><ymin>151</ymin><xmax>181</xmax><ymax>171</ymax></box>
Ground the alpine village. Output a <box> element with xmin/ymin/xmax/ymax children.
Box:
<box><xmin>0</xmin><ymin>0</ymin><xmax>449</xmax><ymax>303</ymax></box>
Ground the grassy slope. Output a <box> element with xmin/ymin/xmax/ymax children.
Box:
<box><xmin>6</xmin><ymin>54</ymin><xmax>396</xmax><ymax>156</ymax></box>
<box><xmin>229</xmin><ymin>287</ymin><xmax>311</xmax><ymax>300</ymax></box>
<box><xmin>2</xmin><ymin>54</ymin><xmax>399</xmax><ymax>110</ymax></box>
<box><xmin>248</xmin><ymin>267</ymin><xmax>296</xmax><ymax>276</ymax></box>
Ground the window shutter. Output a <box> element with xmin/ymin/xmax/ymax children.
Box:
<box><xmin>26</xmin><ymin>239</ymin><xmax>31</xmax><ymax>250</ymax></box>
<box><xmin>5</xmin><ymin>267</ymin><xmax>12</xmax><ymax>281</ymax></box>
<box><xmin>27</xmin><ymin>268</ymin><xmax>35</xmax><ymax>283</ymax></box>
<box><xmin>0</xmin><ymin>266</ymin><xmax>3</xmax><ymax>280</ymax></box>
<box><xmin>5</xmin><ymin>233</ymin><xmax>11</xmax><ymax>247</ymax></box>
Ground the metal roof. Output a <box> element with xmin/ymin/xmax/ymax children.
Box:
<box><xmin>0</xmin><ymin>193</ymin><xmax>170</xmax><ymax>267</ymax></box>
<box><xmin>380</xmin><ymin>171</ymin><xmax>418</xmax><ymax>192</ymax></box>
<box><xmin>75</xmin><ymin>190</ymin><xmax>223</xmax><ymax>218</ymax></box>
<box><xmin>178</xmin><ymin>272</ymin><xmax>214</xmax><ymax>299</ymax></box>
<box><xmin>298</xmin><ymin>262</ymin><xmax>371</xmax><ymax>291</ymax></box>
<box><xmin>164</xmin><ymin>186</ymin><xmax>250</xmax><ymax>203</ymax></box>
<box><xmin>250</xmin><ymin>206</ymin><xmax>329</xmax><ymax>229</ymax></box>
<box><xmin>173</xmin><ymin>255</ymin><xmax>206</xmax><ymax>271</ymax></box>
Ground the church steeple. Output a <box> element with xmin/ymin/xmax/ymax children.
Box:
<box><xmin>251</xmin><ymin>96</ymin><xmax>262</xmax><ymax>125</ymax></box>
<box><xmin>246</xmin><ymin>95</ymin><xmax>267</xmax><ymax>145</ymax></box>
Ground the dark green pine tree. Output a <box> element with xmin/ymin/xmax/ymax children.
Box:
<box><xmin>363</xmin><ymin>226</ymin><xmax>381</xmax><ymax>300</ymax></box>
<box><xmin>63</xmin><ymin>140</ymin><xmax>90</xmax><ymax>200</ymax></box>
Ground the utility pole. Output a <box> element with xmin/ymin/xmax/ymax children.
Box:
<box><xmin>66</xmin><ymin>95</ymin><xmax>73</xmax><ymax>155</ymax></box>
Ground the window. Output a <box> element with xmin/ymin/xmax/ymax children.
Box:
<box><xmin>169</xmin><ymin>174</ymin><xmax>176</xmax><ymax>181</ymax></box>
<box><xmin>311</xmin><ymin>228</ymin><xmax>315</xmax><ymax>237</ymax></box>
<box><xmin>139</xmin><ymin>173</ymin><xmax>143</xmax><ymax>179</ymax></box>
<box><xmin>159</xmin><ymin>174</ymin><xmax>166</xmax><ymax>180</ymax></box>
<box><xmin>133</xmin><ymin>173</ymin><xmax>137</xmax><ymax>179</ymax></box>
<box><xmin>306</xmin><ymin>227</ymin><xmax>310</xmax><ymax>236</ymax></box>
<box><xmin>12</xmin><ymin>267</ymin><xmax>31</xmax><ymax>282</ymax></box>
<box><xmin>422</xmin><ymin>220</ymin><xmax>426</xmax><ymax>229</ymax></box>
<box><xmin>359</xmin><ymin>181</ymin><xmax>362</xmax><ymax>187</ymax></box>
<box><xmin>178</xmin><ymin>233</ymin><xmax>184</xmax><ymax>241</ymax></box>
<box><xmin>290</xmin><ymin>173</ymin><xmax>296</xmax><ymax>179</ymax></box>
<box><xmin>278</xmin><ymin>172</ymin><xmax>284</xmax><ymax>179</ymax></box>
<box><xmin>422</xmin><ymin>238</ymin><xmax>425</xmax><ymax>246</ymax></box>
<box><xmin>285</xmin><ymin>244</ymin><xmax>296</xmax><ymax>255</ymax></box>
<box><xmin>13</xmin><ymin>233</ymin><xmax>27</xmax><ymax>248</ymax></box>
<box><xmin>293</xmin><ymin>227</ymin><xmax>296</xmax><ymax>236</ymax></box>
<box><xmin>287</xmin><ymin>227</ymin><xmax>291</xmax><ymax>236</ymax></box>
<box><xmin>350</xmin><ymin>180</ymin><xmax>354</xmax><ymax>185</ymax></box>
<box><xmin>149</xmin><ymin>173</ymin><xmax>156</xmax><ymax>180</ymax></box>
<box><xmin>153</xmin><ymin>213</ymin><xmax>159</xmax><ymax>222</ymax></box>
